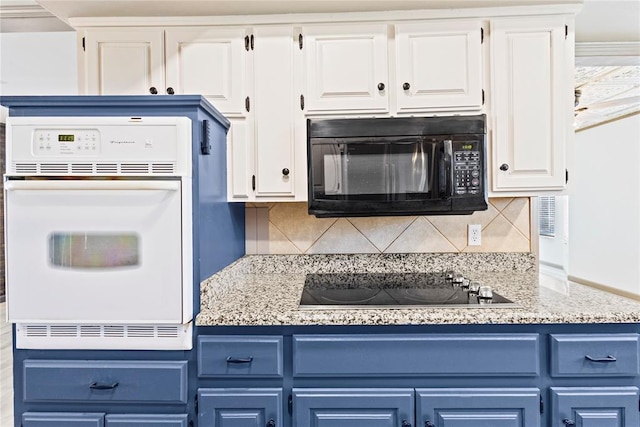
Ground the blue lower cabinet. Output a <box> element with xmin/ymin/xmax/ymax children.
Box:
<box><xmin>197</xmin><ymin>388</ymin><xmax>283</xmax><ymax>427</ymax></box>
<box><xmin>416</xmin><ymin>388</ymin><xmax>540</xmax><ymax>427</ymax></box>
<box><xmin>105</xmin><ymin>414</ymin><xmax>189</xmax><ymax>427</ymax></box>
<box><xmin>293</xmin><ymin>388</ymin><xmax>414</xmax><ymax>427</ymax></box>
<box><xmin>551</xmin><ymin>387</ymin><xmax>640</xmax><ymax>427</ymax></box>
<box><xmin>22</xmin><ymin>412</ymin><xmax>105</xmax><ymax>427</ymax></box>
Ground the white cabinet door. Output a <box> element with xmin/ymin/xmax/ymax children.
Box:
<box><xmin>491</xmin><ymin>16</ymin><xmax>570</xmax><ymax>192</ymax></box>
<box><xmin>227</xmin><ymin>118</ymin><xmax>254</xmax><ymax>200</ymax></box>
<box><xmin>165</xmin><ymin>27</ymin><xmax>250</xmax><ymax>115</ymax></box>
<box><xmin>253</xmin><ymin>26</ymin><xmax>296</xmax><ymax>197</ymax></box>
<box><xmin>395</xmin><ymin>20</ymin><xmax>483</xmax><ymax>112</ymax></box>
<box><xmin>84</xmin><ymin>29</ymin><xmax>164</xmax><ymax>95</ymax></box>
<box><xmin>302</xmin><ymin>23</ymin><xmax>389</xmax><ymax>113</ymax></box>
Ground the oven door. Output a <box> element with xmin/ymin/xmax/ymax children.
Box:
<box><xmin>5</xmin><ymin>179</ymin><xmax>186</xmax><ymax>324</ymax></box>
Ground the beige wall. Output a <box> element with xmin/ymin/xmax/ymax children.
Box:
<box><xmin>246</xmin><ymin>197</ymin><xmax>531</xmax><ymax>254</ymax></box>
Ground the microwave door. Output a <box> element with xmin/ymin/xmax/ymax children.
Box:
<box><xmin>439</xmin><ymin>140</ymin><xmax>454</xmax><ymax>198</ymax></box>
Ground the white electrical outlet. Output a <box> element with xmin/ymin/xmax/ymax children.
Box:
<box><xmin>468</xmin><ymin>224</ymin><xmax>482</xmax><ymax>246</ymax></box>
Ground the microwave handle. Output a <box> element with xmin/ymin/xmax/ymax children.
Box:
<box><xmin>439</xmin><ymin>140</ymin><xmax>453</xmax><ymax>198</ymax></box>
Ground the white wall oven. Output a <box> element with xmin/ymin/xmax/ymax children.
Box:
<box><xmin>4</xmin><ymin>116</ymin><xmax>194</xmax><ymax>350</ymax></box>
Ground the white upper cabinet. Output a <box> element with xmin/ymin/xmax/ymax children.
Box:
<box><xmin>395</xmin><ymin>20</ymin><xmax>484</xmax><ymax>112</ymax></box>
<box><xmin>84</xmin><ymin>29</ymin><xmax>164</xmax><ymax>95</ymax></box>
<box><xmin>253</xmin><ymin>26</ymin><xmax>297</xmax><ymax>197</ymax></box>
<box><xmin>165</xmin><ymin>28</ymin><xmax>249</xmax><ymax>115</ymax></box>
<box><xmin>82</xmin><ymin>27</ymin><xmax>250</xmax><ymax>116</ymax></box>
<box><xmin>301</xmin><ymin>23</ymin><xmax>389</xmax><ymax>114</ymax></box>
<box><xmin>490</xmin><ymin>16</ymin><xmax>571</xmax><ymax>192</ymax></box>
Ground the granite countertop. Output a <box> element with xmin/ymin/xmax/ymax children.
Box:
<box><xmin>196</xmin><ymin>253</ymin><xmax>640</xmax><ymax>326</ymax></box>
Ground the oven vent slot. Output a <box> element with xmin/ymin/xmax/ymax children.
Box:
<box><xmin>13</xmin><ymin>162</ymin><xmax>38</xmax><ymax>174</ymax></box>
<box><xmin>96</xmin><ymin>163</ymin><xmax>118</xmax><ymax>173</ymax></box>
<box><xmin>104</xmin><ymin>325</ymin><xmax>126</xmax><ymax>337</ymax></box>
<box><xmin>120</xmin><ymin>163</ymin><xmax>151</xmax><ymax>174</ymax></box>
<box><xmin>71</xmin><ymin>163</ymin><xmax>94</xmax><ymax>174</ymax></box>
<box><xmin>151</xmin><ymin>163</ymin><xmax>175</xmax><ymax>174</ymax></box>
<box><xmin>23</xmin><ymin>325</ymin><xmax>47</xmax><ymax>337</ymax></box>
<box><xmin>16</xmin><ymin>323</ymin><xmax>193</xmax><ymax>350</ymax></box>
<box><xmin>39</xmin><ymin>163</ymin><xmax>70</xmax><ymax>174</ymax></box>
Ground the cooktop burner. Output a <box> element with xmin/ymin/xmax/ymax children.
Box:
<box><xmin>299</xmin><ymin>272</ymin><xmax>517</xmax><ymax>309</ymax></box>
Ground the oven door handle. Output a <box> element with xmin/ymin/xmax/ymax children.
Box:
<box><xmin>4</xmin><ymin>180</ymin><xmax>180</xmax><ymax>192</ymax></box>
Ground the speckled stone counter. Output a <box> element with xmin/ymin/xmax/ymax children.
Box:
<box><xmin>196</xmin><ymin>253</ymin><xmax>640</xmax><ymax>326</ymax></box>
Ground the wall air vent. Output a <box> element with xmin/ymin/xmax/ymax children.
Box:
<box><xmin>16</xmin><ymin>323</ymin><xmax>193</xmax><ymax>350</ymax></box>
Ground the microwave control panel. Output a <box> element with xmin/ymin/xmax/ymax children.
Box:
<box><xmin>453</xmin><ymin>141</ymin><xmax>482</xmax><ymax>196</ymax></box>
<box><xmin>33</xmin><ymin>129</ymin><xmax>102</xmax><ymax>157</ymax></box>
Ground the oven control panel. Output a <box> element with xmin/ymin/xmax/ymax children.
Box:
<box><xmin>33</xmin><ymin>129</ymin><xmax>101</xmax><ymax>156</ymax></box>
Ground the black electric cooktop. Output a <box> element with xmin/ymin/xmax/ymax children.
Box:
<box><xmin>299</xmin><ymin>272</ymin><xmax>516</xmax><ymax>309</ymax></box>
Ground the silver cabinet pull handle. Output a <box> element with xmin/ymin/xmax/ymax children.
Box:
<box><xmin>585</xmin><ymin>354</ymin><xmax>617</xmax><ymax>363</ymax></box>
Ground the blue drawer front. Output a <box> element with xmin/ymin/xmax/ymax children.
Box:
<box><xmin>293</xmin><ymin>388</ymin><xmax>414</xmax><ymax>427</ymax></box>
<box><xmin>23</xmin><ymin>412</ymin><xmax>104</xmax><ymax>427</ymax></box>
<box><xmin>198</xmin><ymin>335</ymin><xmax>283</xmax><ymax>377</ymax></box>
<box><xmin>550</xmin><ymin>334</ymin><xmax>640</xmax><ymax>377</ymax></box>
<box><xmin>23</xmin><ymin>360</ymin><xmax>188</xmax><ymax>403</ymax></box>
<box><xmin>417</xmin><ymin>388</ymin><xmax>540</xmax><ymax>427</ymax></box>
<box><xmin>105</xmin><ymin>414</ymin><xmax>189</xmax><ymax>427</ymax></box>
<box><xmin>293</xmin><ymin>334</ymin><xmax>539</xmax><ymax>377</ymax></box>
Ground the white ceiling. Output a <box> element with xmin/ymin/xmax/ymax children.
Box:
<box><xmin>1</xmin><ymin>0</ymin><xmax>639</xmax><ymax>130</ymax></box>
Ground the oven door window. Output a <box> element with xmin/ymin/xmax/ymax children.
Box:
<box><xmin>49</xmin><ymin>233</ymin><xmax>140</xmax><ymax>269</ymax></box>
<box><xmin>311</xmin><ymin>137</ymin><xmax>437</xmax><ymax>200</ymax></box>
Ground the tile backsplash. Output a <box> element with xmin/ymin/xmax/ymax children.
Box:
<box><xmin>246</xmin><ymin>198</ymin><xmax>531</xmax><ymax>254</ymax></box>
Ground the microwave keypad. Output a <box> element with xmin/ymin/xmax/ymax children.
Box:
<box><xmin>454</xmin><ymin>151</ymin><xmax>481</xmax><ymax>195</ymax></box>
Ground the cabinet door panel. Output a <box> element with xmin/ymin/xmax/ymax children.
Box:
<box><xmin>551</xmin><ymin>387</ymin><xmax>639</xmax><ymax>427</ymax></box>
<box><xmin>23</xmin><ymin>412</ymin><xmax>105</xmax><ymax>427</ymax></box>
<box><xmin>85</xmin><ymin>29</ymin><xmax>164</xmax><ymax>95</ymax></box>
<box><xmin>198</xmin><ymin>388</ymin><xmax>282</xmax><ymax>427</ymax></box>
<box><xmin>105</xmin><ymin>414</ymin><xmax>188</xmax><ymax>427</ymax></box>
<box><xmin>417</xmin><ymin>388</ymin><xmax>540</xmax><ymax>427</ymax></box>
<box><xmin>293</xmin><ymin>388</ymin><xmax>413</xmax><ymax>427</ymax></box>
<box><xmin>253</xmin><ymin>26</ymin><xmax>295</xmax><ymax>196</ymax></box>
<box><xmin>166</xmin><ymin>28</ymin><xmax>248</xmax><ymax>115</ymax></box>
<box><xmin>303</xmin><ymin>24</ymin><xmax>389</xmax><ymax>113</ymax></box>
<box><xmin>227</xmin><ymin>119</ymin><xmax>254</xmax><ymax>199</ymax></box>
<box><xmin>396</xmin><ymin>21</ymin><xmax>483</xmax><ymax>111</ymax></box>
<box><xmin>491</xmin><ymin>16</ymin><xmax>569</xmax><ymax>191</ymax></box>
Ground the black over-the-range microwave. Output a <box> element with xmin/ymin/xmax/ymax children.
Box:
<box><xmin>307</xmin><ymin>115</ymin><xmax>488</xmax><ymax>218</ymax></box>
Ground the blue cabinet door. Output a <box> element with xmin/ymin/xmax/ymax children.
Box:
<box><xmin>23</xmin><ymin>412</ymin><xmax>105</xmax><ymax>427</ymax></box>
<box><xmin>293</xmin><ymin>388</ymin><xmax>414</xmax><ymax>427</ymax></box>
<box><xmin>105</xmin><ymin>414</ymin><xmax>189</xmax><ymax>427</ymax></box>
<box><xmin>551</xmin><ymin>387</ymin><xmax>640</xmax><ymax>427</ymax></box>
<box><xmin>416</xmin><ymin>388</ymin><xmax>540</xmax><ymax>427</ymax></box>
<box><xmin>198</xmin><ymin>388</ymin><xmax>282</xmax><ymax>427</ymax></box>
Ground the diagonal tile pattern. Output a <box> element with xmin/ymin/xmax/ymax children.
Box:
<box><xmin>260</xmin><ymin>197</ymin><xmax>531</xmax><ymax>254</ymax></box>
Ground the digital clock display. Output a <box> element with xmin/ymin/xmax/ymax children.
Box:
<box><xmin>58</xmin><ymin>134</ymin><xmax>75</xmax><ymax>142</ymax></box>
<box><xmin>461</xmin><ymin>144</ymin><xmax>473</xmax><ymax>150</ymax></box>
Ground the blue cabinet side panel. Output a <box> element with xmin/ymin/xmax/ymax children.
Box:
<box><xmin>23</xmin><ymin>412</ymin><xmax>105</xmax><ymax>427</ymax></box>
<box><xmin>105</xmin><ymin>414</ymin><xmax>189</xmax><ymax>427</ymax></box>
